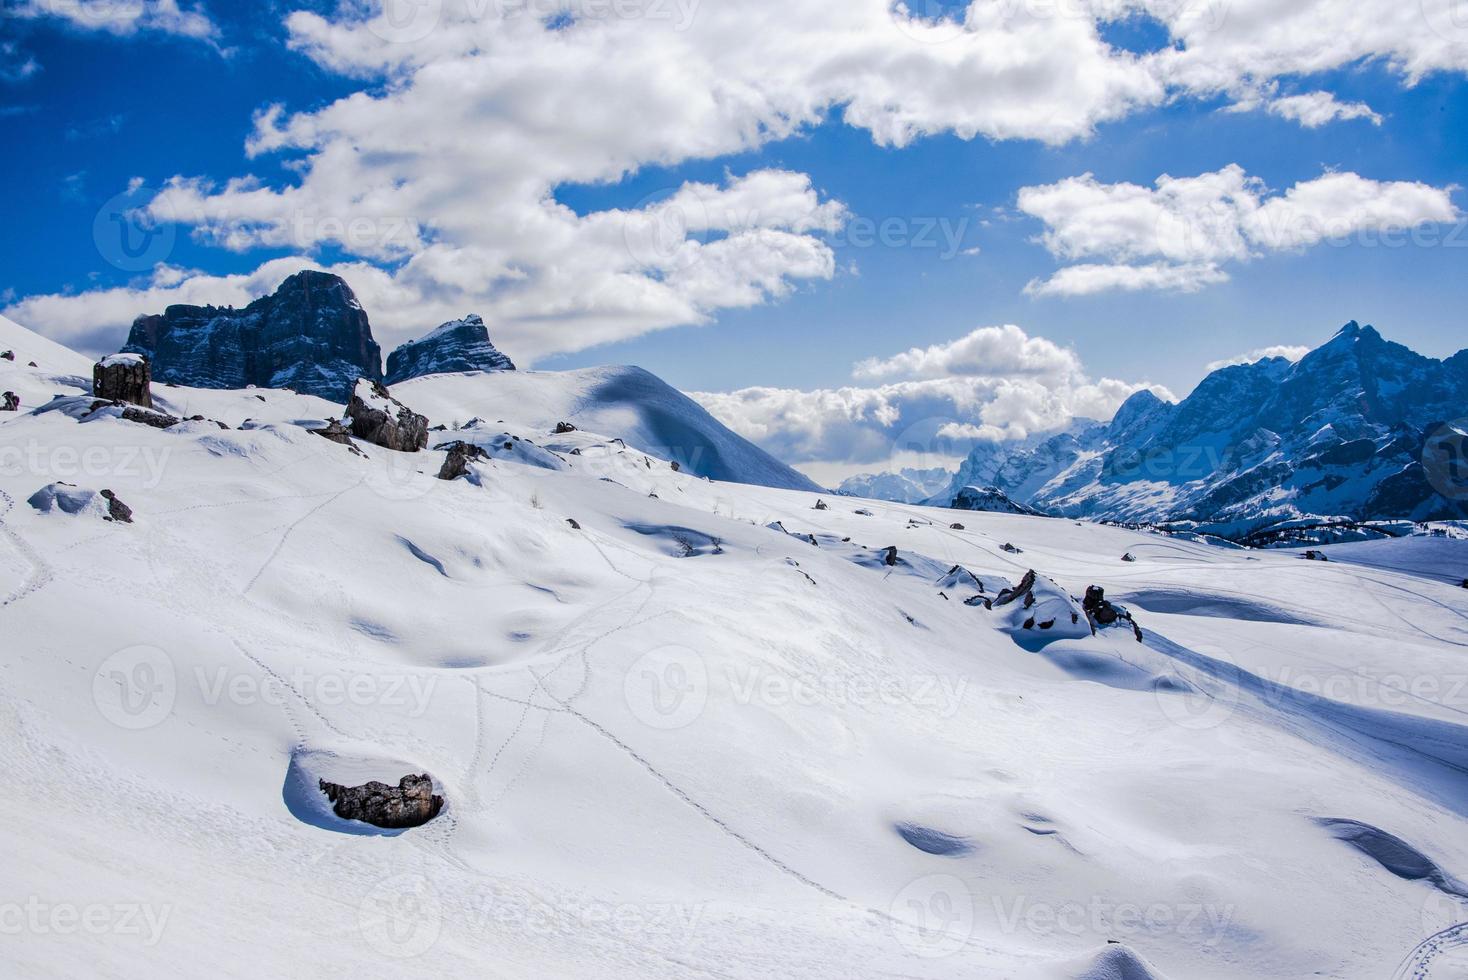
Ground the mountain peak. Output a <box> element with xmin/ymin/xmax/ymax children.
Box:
<box><xmin>386</xmin><ymin>315</ymin><xmax>516</xmax><ymax>385</ymax></box>
<box><xmin>1331</xmin><ymin>320</ymin><xmax>1380</xmax><ymax>343</ymax></box>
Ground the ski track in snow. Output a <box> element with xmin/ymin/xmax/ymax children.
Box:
<box><xmin>0</xmin><ymin>487</ymin><xmax>53</xmax><ymax>608</ymax></box>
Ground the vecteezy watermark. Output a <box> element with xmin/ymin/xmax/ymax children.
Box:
<box><xmin>1423</xmin><ymin>419</ymin><xmax>1468</xmax><ymax>502</ymax></box>
<box><xmin>889</xmin><ymin>874</ymin><xmax>976</xmax><ymax>958</ymax></box>
<box><xmin>0</xmin><ymin>898</ymin><xmax>171</xmax><ymax>947</ymax></box>
<box><xmin>365</xmin><ymin>0</ymin><xmax>703</xmax><ymax>44</ymax></box>
<box><xmin>93</xmin><ymin>182</ymin><xmax>174</xmax><ymax>273</ymax></box>
<box><xmin>1152</xmin><ymin>648</ymin><xmax>1243</xmax><ymax>731</ymax></box>
<box><xmin>989</xmin><ymin>895</ymin><xmax>1237</xmax><ymax>945</ymax></box>
<box><xmin>358</xmin><ymin>874</ymin><xmax>442</xmax><ymax>959</ymax></box>
<box><xmin>366</xmin><ymin>0</ymin><xmax>444</xmax><ymax>43</ymax></box>
<box><xmin>830</xmin><ymin>215</ymin><xmax>973</xmax><ymax>260</ymax></box>
<box><xmin>464</xmin><ymin>894</ymin><xmax>705</xmax><ymax>942</ymax></box>
<box><xmin>0</xmin><ymin>439</ymin><xmax>172</xmax><ymax>488</ymax></box>
<box><xmin>890</xmin><ymin>0</ymin><xmax>1229</xmax><ymax>46</ymax></box>
<box><xmin>194</xmin><ymin>666</ymin><xmax>439</xmax><ymax>717</ymax></box>
<box><xmin>622</xmin><ymin>187</ymin><xmax>711</xmax><ymax>273</ymax></box>
<box><xmin>725</xmin><ymin>665</ymin><xmax>969</xmax><ymax>718</ymax></box>
<box><xmin>92</xmin><ymin>645</ymin><xmax>176</xmax><ymax>730</ymax></box>
<box><xmin>623</xmin><ymin>645</ymin><xmax>709</xmax><ymax>730</ymax></box>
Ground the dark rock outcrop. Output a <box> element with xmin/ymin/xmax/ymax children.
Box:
<box><xmin>310</xmin><ymin>418</ymin><xmax>354</xmax><ymax>446</ymax></box>
<box><xmin>0</xmin><ymin>350</ymin><xmax>12</xmax><ymax>361</ymax></box>
<box><xmin>1082</xmin><ymin>585</ymin><xmax>1143</xmax><ymax>641</ymax></box>
<box><xmin>952</xmin><ymin>485</ymin><xmax>1045</xmax><ymax>516</ymax></box>
<box><xmin>123</xmin><ymin>271</ymin><xmax>382</xmax><ymax>400</ymax></box>
<box><xmin>385</xmin><ymin>315</ymin><xmax>515</xmax><ymax>385</ymax></box>
<box><xmin>554</xmin><ymin>421</ymin><xmax>577</xmax><ymax>434</ymax></box>
<box><xmin>317</xmin><ymin>774</ymin><xmax>443</xmax><ymax>829</ymax></box>
<box><xmin>1001</xmin><ymin>543</ymin><xmax>1023</xmax><ymax>554</ymax></box>
<box><xmin>93</xmin><ymin>354</ymin><xmax>152</xmax><ymax>408</ymax></box>
<box><xmin>436</xmin><ymin>440</ymin><xmax>490</xmax><ymax>480</ymax></box>
<box><xmin>2</xmin><ymin>391</ymin><xmax>17</xmax><ymax>412</ymax></box>
<box><xmin>346</xmin><ymin>379</ymin><xmax>429</xmax><ymax>452</ymax></box>
<box><xmin>100</xmin><ymin>489</ymin><xmax>133</xmax><ymax>524</ymax></box>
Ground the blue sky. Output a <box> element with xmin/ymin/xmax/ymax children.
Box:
<box><xmin>3</xmin><ymin>0</ymin><xmax>1466</xmax><ymax>478</ymax></box>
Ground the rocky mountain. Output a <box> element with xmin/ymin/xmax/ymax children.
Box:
<box><xmin>122</xmin><ymin>271</ymin><xmax>382</xmax><ymax>400</ymax></box>
<box><xmin>838</xmin><ymin>467</ymin><xmax>952</xmax><ymax>503</ymax></box>
<box><xmin>937</xmin><ymin>323</ymin><xmax>1468</xmax><ymax>533</ymax></box>
<box><xmin>950</xmin><ymin>485</ymin><xmax>1048</xmax><ymax>516</ymax></box>
<box><xmin>385</xmin><ymin>314</ymin><xmax>515</xmax><ymax>384</ymax></box>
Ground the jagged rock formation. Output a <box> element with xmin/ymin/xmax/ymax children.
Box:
<box><xmin>935</xmin><ymin>322</ymin><xmax>1468</xmax><ymax>531</ymax></box>
<box><xmin>92</xmin><ymin>354</ymin><xmax>152</xmax><ymax>408</ymax></box>
<box><xmin>385</xmin><ymin>315</ymin><xmax>515</xmax><ymax>385</ymax></box>
<box><xmin>123</xmin><ymin>271</ymin><xmax>382</xmax><ymax>400</ymax></box>
<box><xmin>346</xmin><ymin>379</ymin><xmax>429</xmax><ymax>452</ymax></box>
<box><xmin>1082</xmin><ymin>585</ymin><xmax>1142</xmax><ymax>641</ymax></box>
<box><xmin>317</xmin><ymin>774</ymin><xmax>443</xmax><ymax>829</ymax></box>
<box><xmin>436</xmin><ymin>440</ymin><xmax>490</xmax><ymax>480</ymax></box>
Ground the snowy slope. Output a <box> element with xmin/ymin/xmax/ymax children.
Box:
<box><xmin>4</xmin><ymin>321</ymin><xmax>1468</xmax><ymax>979</ymax></box>
<box><xmin>397</xmin><ymin>365</ymin><xmax>823</xmax><ymax>492</ymax></box>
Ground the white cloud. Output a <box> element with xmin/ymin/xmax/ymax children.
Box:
<box><xmin>11</xmin><ymin>0</ymin><xmax>219</xmax><ymax>41</ymax></box>
<box><xmin>692</xmin><ymin>324</ymin><xmax>1172</xmax><ymax>467</ymax></box>
<box><xmin>1021</xmin><ymin>165</ymin><xmax>1460</xmax><ymax>296</ymax></box>
<box><xmin>1260</xmin><ymin>92</ymin><xmax>1382</xmax><ymax>128</ymax></box>
<box><xmin>1205</xmin><ymin>345</ymin><xmax>1311</xmax><ymax>371</ymax></box>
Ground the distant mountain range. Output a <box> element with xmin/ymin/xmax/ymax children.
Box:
<box><xmin>925</xmin><ymin>323</ymin><xmax>1468</xmax><ymax>534</ymax></box>
<box><xmin>837</xmin><ymin>467</ymin><xmax>951</xmax><ymax>503</ymax></box>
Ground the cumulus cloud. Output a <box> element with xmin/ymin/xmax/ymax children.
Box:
<box><xmin>1254</xmin><ymin>92</ymin><xmax>1383</xmax><ymax>128</ymax></box>
<box><xmin>11</xmin><ymin>0</ymin><xmax>1468</xmax><ymax>352</ymax></box>
<box><xmin>1021</xmin><ymin>165</ymin><xmax>1460</xmax><ymax>296</ymax></box>
<box><xmin>1205</xmin><ymin>345</ymin><xmax>1311</xmax><ymax>371</ymax></box>
<box><xmin>693</xmin><ymin>324</ymin><xmax>1172</xmax><ymax>471</ymax></box>
<box><xmin>10</xmin><ymin>0</ymin><xmax>219</xmax><ymax>41</ymax></box>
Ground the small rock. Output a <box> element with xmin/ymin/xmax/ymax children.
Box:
<box><xmin>1122</xmin><ymin>553</ymin><xmax>1137</xmax><ymax>562</ymax></box>
<box><xmin>92</xmin><ymin>353</ymin><xmax>153</xmax><ymax>408</ymax></box>
<box><xmin>317</xmin><ymin>774</ymin><xmax>443</xmax><ymax>829</ymax></box>
<box><xmin>119</xmin><ymin>405</ymin><xmax>180</xmax><ymax>429</ymax></box>
<box><xmin>2</xmin><ymin>391</ymin><xmax>18</xmax><ymax>412</ymax></box>
<box><xmin>855</xmin><ymin>508</ymin><xmax>873</xmax><ymax>516</ymax></box>
<box><xmin>814</xmin><ymin>499</ymin><xmax>829</xmax><ymax>511</ymax></box>
<box><xmin>882</xmin><ymin>546</ymin><xmax>899</xmax><ymax>567</ymax></box>
<box><xmin>1082</xmin><ymin>585</ymin><xmax>1143</xmax><ymax>642</ymax></box>
<box><xmin>436</xmin><ymin>440</ymin><xmax>490</xmax><ymax>481</ymax></box>
<box><xmin>1301</xmin><ymin>550</ymin><xmax>1329</xmax><ymax>562</ymax></box>
<box><xmin>566</xmin><ymin>518</ymin><xmax>582</xmax><ymax>530</ymax></box>
<box><xmin>26</xmin><ymin>361</ymin><xmax>36</xmax><ymax>368</ymax></box>
<box><xmin>670</xmin><ymin>461</ymin><xmax>680</xmax><ymax>472</ymax></box>
<box><xmin>311</xmin><ymin>418</ymin><xmax>354</xmax><ymax>445</ymax></box>
<box><xmin>99</xmin><ymin>489</ymin><xmax>133</xmax><ymax>524</ymax></box>
<box><xmin>950</xmin><ymin>523</ymin><xmax>965</xmax><ymax>530</ymax></box>
<box><xmin>0</xmin><ymin>350</ymin><xmax>12</xmax><ymax>361</ymax></box>
<box><xmin>554</xmin><ymin>421</ymin><xmax>578</xmax><ymax>434</ymax></box>
<box><xmin>1001</xmin><ymin>543</ymin><xmax>1023</xmax><ymax>554</ymax></box>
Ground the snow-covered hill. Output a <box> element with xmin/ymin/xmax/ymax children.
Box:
<box><xmin>838</xmin><ymin>467</ymin><xmax>952</xmax><ymax>503</ymax></box>
<box><xmin>4</xmin><ymin>319</ymin><xmax>1468</xmax><ymax>979</ymax></box>
<box><xmin>932</xmin><ymin>323</ymin><xmax>1468</xmax><ymax>533</ymax></box>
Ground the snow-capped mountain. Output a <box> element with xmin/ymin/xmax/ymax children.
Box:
<box><xmin>5</xmin><ymin>314</ymin><xmax>1468</xmax><ymax>979</ymax></box>
<box><xmin>838</xmin><ymin>467</ymin><xmax>952</xmax><ymax>503</ymax></box>
<box><xmin>386</xmin><ymin>314</ymin><xmax>516</xmax><ymax>384</ymax></box>
<box><xmin>936</xmin><ymin>323</ymin><xmax>1468</xmax><ymax>533</ymax></box>
<box><xmin>123</xmin><ymin>271</ymin><xmax>383</xmax><ymax>401</ymax></box>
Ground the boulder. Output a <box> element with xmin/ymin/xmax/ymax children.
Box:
<box><xmin>814</xmin><ymin>499</ymin><xmax>829</xmax><ymax>510</ymax></box>
<box><xmin>309</xmin><ymin>418</ymin><xmax>354</xmax><ymax>446</ymax></box>
<box><xmin>950</xmin><ymin>523</ymin><xmax>965</xmax><ymax>530</ymax></box>
<box><xmin>1001</xmin><ymin>543</ymin><xmax>1023</xmax><ymax>554</ymax></box>
<box><xmin>0</xmin><ymin>350</ymin><xmax>12</xmax><ymax>361</ymax></box>
<box><xmin>345</xmin><ymin>379</ymin><xmax>429</xmax><ymax>452</ymax></box>
<box><xmin>317</xmin><ymin>774</ymin><xmax>443</xmax><ymax>829</ymax></box>
<box><xmin>554</xmin><ymin>421</ymin><xmax>578</xmax><ymax>434</ymax></box>
<box><xmin>1122</xmin><ymin>552</ymin><xmax>1137</xmax><ymax>562</ymax></box>
<box><xmin>92</xmin><ymin>353</ymin><xmax>153</xmax><ymax>408</ymax></box>
<box><xmin>100</xmin><ymin>489</ymin><xmax>133</xmax><ymax>524</ymax></box>
<box><xmin>436</xmin><ymin>440</ymin><xmax>490</xmax><ymax>481</ymax></box>
<box><xmin>1082</xmin><ymin>585</ymin><xmax>1143</xmax><ymax>642</ymax></box>
<box><xmin>2</xmin><ymin>391</ymin><xmax>17</xmax><ymax>412</ymax></box>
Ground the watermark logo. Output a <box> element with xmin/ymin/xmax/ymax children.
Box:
<box><xmin>93</xmin><ymin>184</ymin><xmax>174</xmax><ymax>273</ymax></box>
<box><xmin>367</xmin><ymin>0</ymin><xmax>444</xmax><ymax>43</ymax></box>
<box><xmin>93</xmin><ymin>645</ymin><xmax>176</xmax><ymax>730</ymax></box>
<box><xmin>1421</xmin><ymin>0</ymin><xmax>1468</xmax><ymax>45</ymax></box>
<box><xmin>36</xmin><ymin>0</ymin><xmax>146</xmax><ymax>31</ymax></box>
<box><xmin>623</xmin><ymin>645</ymin><xmax>708</xmax><ymax>730</ymax></box>
<box><xmin>0</xmin><ymin>439</ymin><xmax>172</xmax><ymax>488</ymax></box>
<box><xmin>1153</xmin><ymin>649</ymin><xmax>1242</xmax><ymax>731</ymax></box>
<box><xmin>0</xmin><ymin>898</ymin><xmax>171</xmax><ymax>946</ymax></box>
<box><xmin>623</xmin><ymin>187</ymin><xmax>710</xmax><ymax>274</ymax></box>
<box><xmin>1423</xmin><ymin>419</ymin><xmax>1468</xmax><ymax>502</ymax></box>
<box><xmin>889</xmin><ymin>874</ymin><xmax>975</xmax><ymax>957</ymax></box>
<box><xmin>358</xmin><ymin>874</ymin><xmax>442</xmax><ymax>959</ymax></box>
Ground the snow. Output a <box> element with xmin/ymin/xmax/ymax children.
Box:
<box><xmin>99</xmin><ymin>353</ymin><xmax>145</xmax><ymax>368</ymax></box>
<box><xmin>3</xmin><ymin>317</ymin><xmax>1468</xmax><ymax>978</ymax></box>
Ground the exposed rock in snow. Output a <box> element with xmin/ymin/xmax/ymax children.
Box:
<box><xmin>123</xmin><ymin>271</ymin><xmax>383</xmax><ymax>401</ymax></box>
<box><xmin>951</xmin><ymin>484</ymin><xmax>1046</xmax><ymax>515</ymax></box>
<box><xmin>317</xmin><ymin>774</ymin><xmax>443</xmax><ymax>829</ymax></box>
<box><xmin>1001</xmin><ymin>542</ymin><xmax>1023</xmax><ymax>554</ymax></box>
<box><xmin>1082</xmin><ymin>585</ymin><xmax>1142</xmax><ymax>641</ymax></box>
<box><xmin>92</xmin><ymin>353</ymin><xmax>152</xmax><ymax>408</ymax></box>
<box><xmin>308</xmin><ymin>418</ymin><xmax>354</xmax><ymax>447</ymax></box>
<box><xmin>2</xmin><ymin>391</ymin><xmax>17</xmax><ymax>412</ymax></box>
<box><xmin>384</xmin><ymin>314</ymin><xmax>516</xmax><ymax>385</ymax></box>
<box><xmin>99</xmin><ymin>489</ymin><xmax>133</xmax><ymax>524</ymax></box>
<box><xmin>988</xmin><ymin>570</ymin><xmax>1092</xmax><ymax>639</ymax></box>
<box><xmin>555</xmin><ymin>421</ymin><xmax>577</xmax><ymax>434</ymax></box>
<box><xmin>436</xmin><ymin>440</ymin><xmax>490</xmax><ymax>481</ymax></box>
<box><xmin>345</xmin><ymin>379</ymin><xmax>429</xmax><ymax>452</ymax></box>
